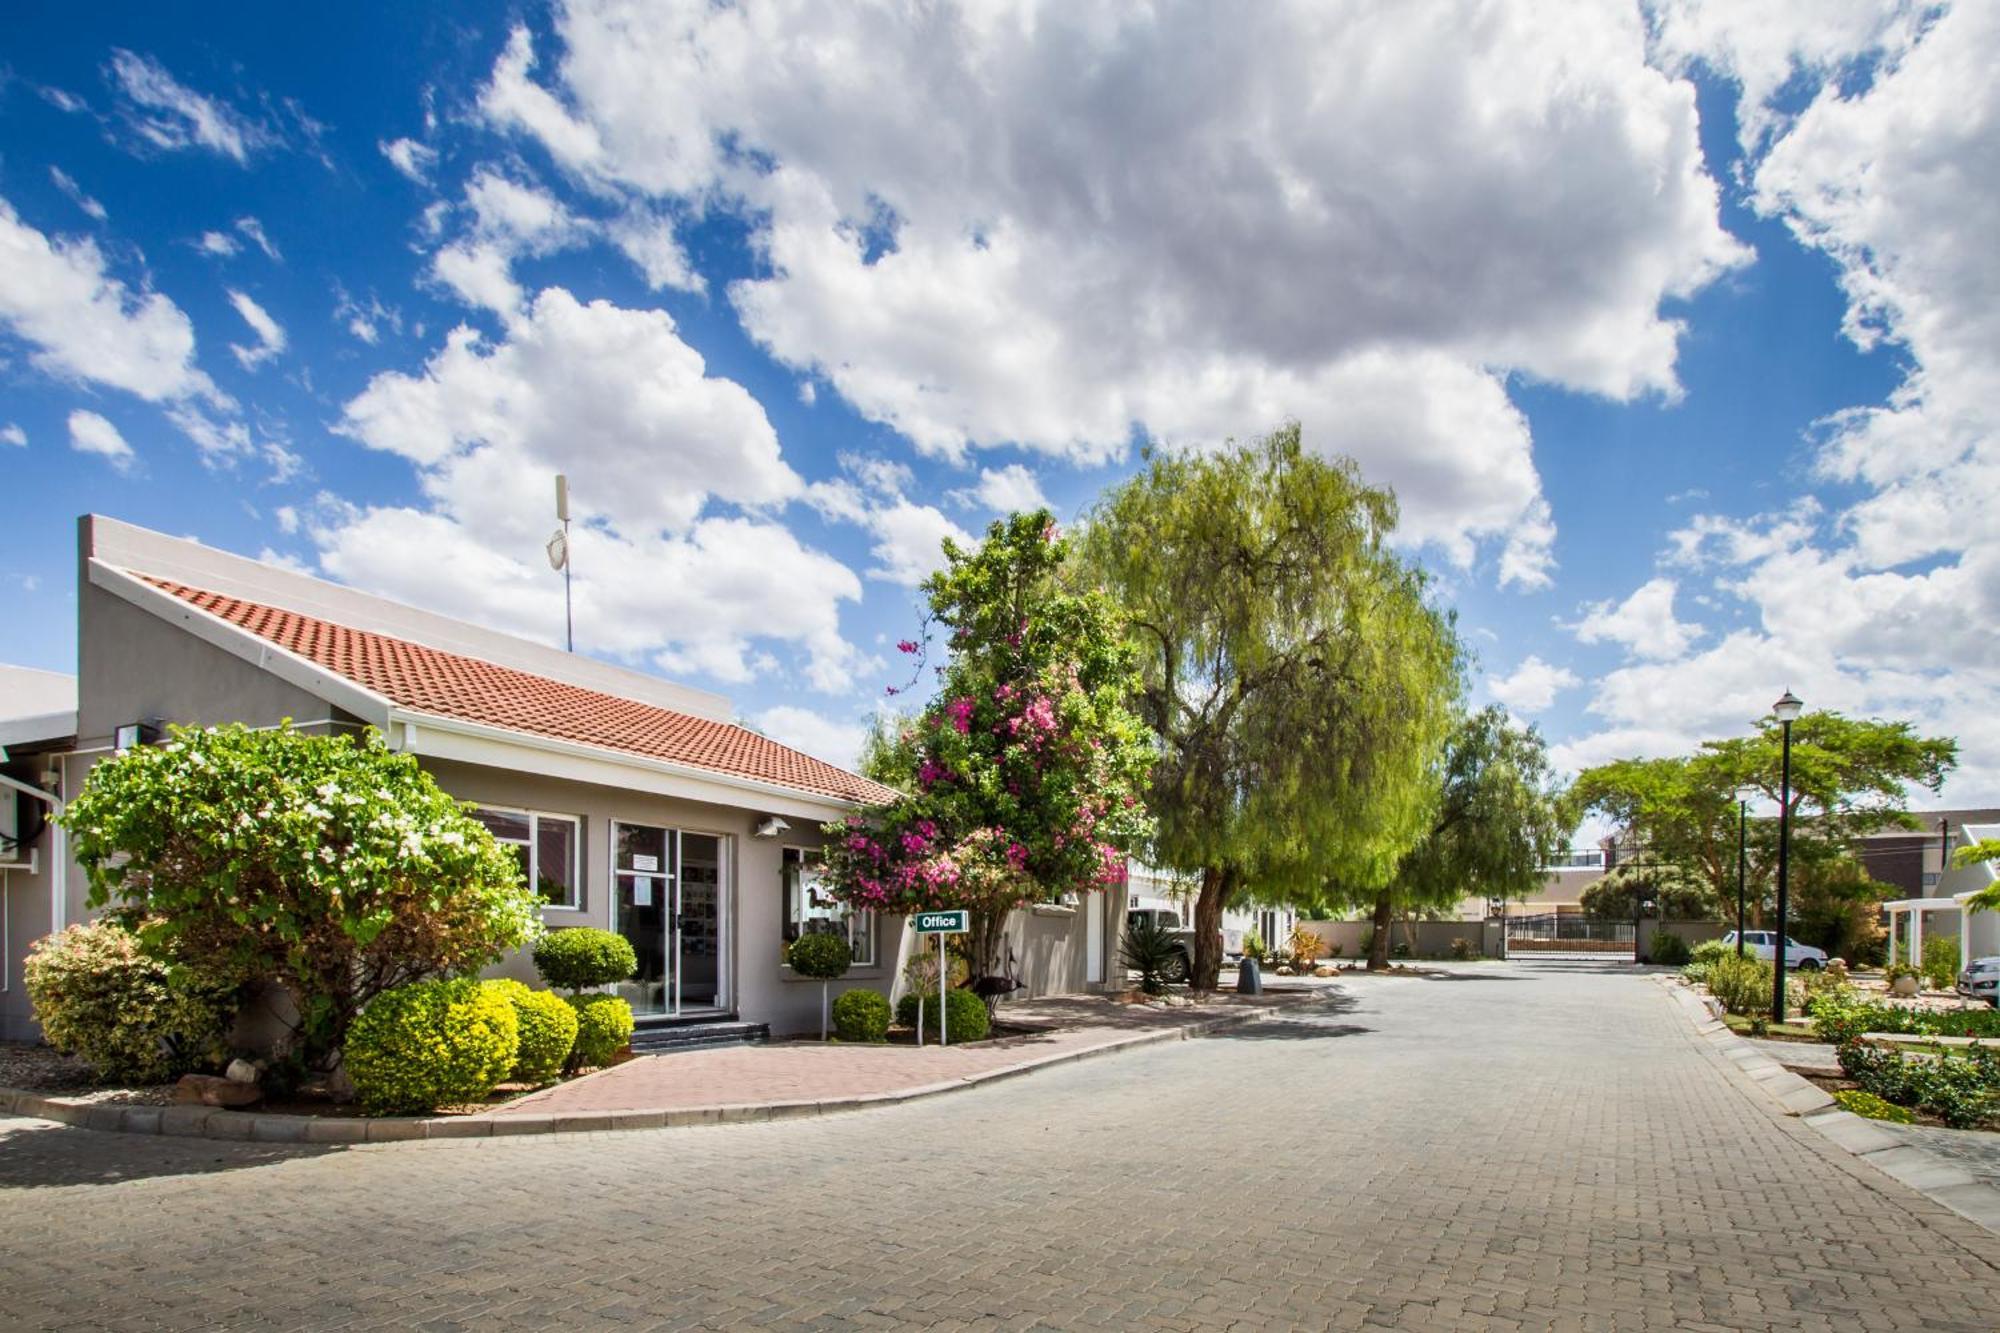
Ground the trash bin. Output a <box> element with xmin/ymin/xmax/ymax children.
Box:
<box><xmin>1237</xmin><ymin>956</ymin><xmax>1262</xmax><ymax>994</ymax></box>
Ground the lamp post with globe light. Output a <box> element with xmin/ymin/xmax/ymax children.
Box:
<box><xmin>1771</xmin><ymin>690</ymin><xmax>1803</xmax><ymax>1023</ymax></box>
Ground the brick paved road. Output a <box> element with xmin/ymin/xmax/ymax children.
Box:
<box><xmin>4</xmin><ymin>961</ymin><xmax>1999</xmax><ymax>1331</ymax></box>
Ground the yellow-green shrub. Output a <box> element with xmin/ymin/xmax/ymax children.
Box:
<box><xmin>895</xmin><ymin>988</ymin><xmax>991</xmax><ymax>1041</ymax></box>
<box><xmin>566</xmin><ymin>993</ymin><xmax>634</xmax><ymax>1071</ymax></box>
<box><xmin>484</xmin><ymin>979</ymin><xmax>579</xmax><ymax>1086</ymax></box>
<box><xmin>832</xmin><ymin>988</ymin><xmax>891</xmax><ymax>1043</ymax></box>
<box><xmin>344</xmin><ymin>977</ymin><xmax>518</xmax><ymax>1114</ymax></box>
<box><xmin>23</xmin><ymin>920</ymin><xmax>234</xmax><ymax>1083</ymax></box>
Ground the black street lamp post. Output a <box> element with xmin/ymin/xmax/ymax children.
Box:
<box><xmin>1772</xmin><ymin>690</ymin><xmax>1803</xmax><ymax>1023</ymax></box>
<box><xmin>1736</xmin><ymin>798</ymin><xmax>1748</xmax><ymax>959</ymax></box>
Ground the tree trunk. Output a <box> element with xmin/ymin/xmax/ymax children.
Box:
<box><xmin>968</xmin><ymin>909</ymin><xmax>1007</xmax><ymax>983</ymax></box>
<box><xmin>1367</xmin><ymin>890</ymin><xmax>1394</xmax><ymax>971</ymax></box>
<box><xmin>1191</xmin><ymin>865</ymin><xmax>1238</xmax><ymax>991</ymax></box>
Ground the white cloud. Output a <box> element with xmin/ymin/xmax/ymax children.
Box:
<box><xmin>807</xmin><ymin>454</ymin><xmax>974</xmax><ymax>587</ymax></box>
<box><xmin>0</xmin><ymin>195</ymin><xmax>222</xmax><ymax>405</ymax></box>
<box><xmin>226</xmin><ymin>289</ymin><xmax>286</xmax><ymax>369</ymax></box>
<box><xmin>235</xmin><ymin>216</ymin><xmax>280</xmax><ymax>261</ymax></box>
<box><xmin>342</xmin><ymin>287</ymin><xmax>799</xmax><ymax>532</ymax></box>
<box><xmin>197</xmin><ymin>230</ymin><xmax>239</xmax><ymax>258</ymax></box>
<box><xmin>1571</xmin><ymin>577</ymin><xmax>1704</xmax><ymax>662</ymax></box>
<box><xmin>1</xmin><ymin>423</ymin><xmax>26</xmax><ymax>447</ymax></box>
<box><xmin>48</xmin><ymin>167</ymin><xmax>106</xmax><ymax>222</ymax></box>
<box><xmin>431</xmin><ymin>243</ymin><xmax>523</xmax><ymax>317</ymax></box>
<box><xmin>1558</xmin><ymin>3</ymin><xmax>2000</xmax><ymax>800</ymax></box>
<box><xmin>1487</xmin><ymin>656</ymin><xmax>1580</xmax><ymax>714</ymax></box>
<box><xmin>67</xmin><ymin>409</ymin><xmax>135</xmax><ymax>472</ymax></box>
<box><xmin>106</xmin><ymin>49</ymin><xmax>274</xmax><ymax>164</ymax></box>
<box><xmin>428</xmin><ymin>169</ymin><xmax>587</xmax><ymax>318</ymax></box>
<box><xmin>751</xmin><ymin>704</ymin><xmax>869</xmax><ymax>769</ymax></box>
<box><xmin>480</xmin><ymin>3</ymin><xmax>1750</xmax><ymax>583</ymax></box>
<box><xmin>950</xmin><ymin>463</ymin><xmax>1047</xmax><ymax>515</ymax></box>
<box><xmin>379</xmin><ymin>137</ymin><xmax>438</xmax><ymax>184</ymax></box>
<box><xmin>608</xmin><ymin>208</ymin><xmax>703</xmax><ymax>294</ymax></box>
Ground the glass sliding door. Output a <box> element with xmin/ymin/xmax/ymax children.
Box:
<box><xmin>613</xmin><ymin>822</ymin><xmax>728</xmax><ymax>1017</ymax></box>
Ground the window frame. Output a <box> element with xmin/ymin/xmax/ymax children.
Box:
<box><xmin>782</xmin><ymin>844</ymin><xmax>874</xmax><ymax>968</ymax></box>
<box><xmin>470</xmin><ymin>805</ymin><xmax>584</xmax><ymax>912</ymax></box>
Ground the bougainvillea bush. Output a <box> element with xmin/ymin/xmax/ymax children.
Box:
<box><xmin>819</xmin><ymin>511</ymin><xmax>1154</xmax><ymax>978</ymax></box>
<box><xmin>59</xmin><ymin>722</ymin><xmax>543</xmax><ymax>1069</ymax></box>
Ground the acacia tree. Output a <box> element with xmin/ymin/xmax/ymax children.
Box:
<box><xmin>59</xmin><ymin>723</ymin><xmax>542</xmax><ymax>1068</ymax></box>
<box><xmin>1571</xmin><ymin>711</ymin><xmax>1955</xmax><ymax>924</ymax></box>
<box><xmin>1076</xmin><ymin>425</ymin><xmax>1461</xmax><ymax>988</ymax></box>
<box><xmin>1338</xmin><ymin>707</ymin><xmax>1569</xmax><ymax>969</ymax></box>
<box><xmin>818</xmin><ymin>512</ymin><xmax>1154</xmax><ymax>980</ymax></box>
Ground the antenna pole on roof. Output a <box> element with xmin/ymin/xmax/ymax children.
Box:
<box><xmin>549</xmin><ymin>474</ymin><xmax>574</xmax><ymax>652</ymax></box>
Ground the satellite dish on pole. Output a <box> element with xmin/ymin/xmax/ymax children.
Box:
<box><xmin>546</xmin><ymin>528</ymin><xmax>569</xmax><ymax>571</ymax></box>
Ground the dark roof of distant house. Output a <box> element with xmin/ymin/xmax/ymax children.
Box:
<box><xmin>144</xmin><ymin>577</ymin><xmax>898</xmax><ymax>807</ymax></box>
<box><xmin>1859</xmin><ymin>809</ymin><xmax>2000</xmax><ymax>838</ymax></box>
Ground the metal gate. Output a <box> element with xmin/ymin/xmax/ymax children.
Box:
<box><xmin>1503</xmin><ymin>913</ymin><xmax>1635</xmax><ymax>961</ymax></box>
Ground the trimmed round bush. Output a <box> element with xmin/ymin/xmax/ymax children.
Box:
<box><xmin>23</xmin><ymin>920</ymin><xmax>235</xmax><ymax>1083</ymax></box>
<box><xmin>1689</xmin><ymin>939</ymin><xmax>1732</xmax><ymax>967</ymax></box>
<box><xmin>895</xmin><ymin>987</ymin><xmax>991</xmax><ymax>1042</ymax></box>
<box><xmin>787</xmin><ymin>931</ymin><xmax>853</xmax><ymax>979</ymax></box>
<box><xmin>831</xmin><ymin>988</ymin><xmax>891</xmax><ymax>1043</ymax></box>
<box><xmin>485</xmin><ymin>979</ymin><xmax>579</xmax><ymax>1086</ymax></box>
<box><xmin>1649</xmin><ymin>932</ymin><xmax>1692</xmax><ymax>966</ymax></box>
<box><xmin>533</xmin><ymin>928</ymin><xmax>638</xmax><ymax>992</ymax></box>
<box><xmin>344</xmin><ymin>977</ymin><xmax>518</xmax><ymax>1115</ymax></box>
<box><xmin>566</xmin><ymin>993</ymin><xmax>635</xmax><ymax>1071</ymax></box>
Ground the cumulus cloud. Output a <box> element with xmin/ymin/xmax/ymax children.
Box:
<box><xmin>1561</xmin><ymin>3</ymin><xmax>2000</xmax><ymax>798</ymax></box>
<box><xmin>0</xmin><ymin>196</ymin><xmax>222</xmax><ymax>405</ymax></box>
<box><xmin>226</xmin><ymin>289</ymin><xmax>286</xmax><ymax>369</ymax></box>
<box><xmin>1571</xmin><ymin>578</ymin><xmax>1705</xmax><ymax>662</ymax></box>
<box><xmin>950</xmin><ymin>463</ymin><xmax>1047</xmax><ymax>516</ymax></box>
<box><xmin>67</xmin><ymin>409</ymin><xmax>135</xmax><ymax>472</ymax></box>
<box><xmin>807</xmin><ymin>454</ymin><xmax>974</xmax><ymax>587</ymax></box>
<box><xmin>1488</xmin><ymin>656</ymin><xmax>1581</xmax><ymax>714</ymax></box>
<box><xmin>2</xmin><ymin>423</ymin><xmax>27</xmax><ymax>447</ymax></box>
<box><xmin>751</xmin><ymin>704</ymin><xmax>869</xmax><ymax>769</ymax></box>
<box><xmin>478</xmin><ymin>2</ymin><xmax>1748</xmax><ymax>583</ymax></box>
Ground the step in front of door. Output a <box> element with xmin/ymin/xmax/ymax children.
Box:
<box><xmin>627</xmin><ymin>1020</ymin><xmax>770</xmax><ymax>1054</ymax></box>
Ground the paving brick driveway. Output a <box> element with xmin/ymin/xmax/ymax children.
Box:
<box><xmin>4</xmin><ymin>961</ymin><xmax>1999</xmax><ymax>1331</ymax></box>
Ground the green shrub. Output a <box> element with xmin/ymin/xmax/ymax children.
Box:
<box><xmin>1884</xmin><ymin>961</ymin><xmax>1920</xmax><ymax>988</ymax></box>
<box><xmin>23</xmin><ymin>920</ymin><xmax>236</xmax><ymax>1084</ymax></box>
<box><xmin>1690</xmin><ymin>939</ymin><xmax>1732</xmax><ymax>967</ymax></box>
<box><xmin>344</xmin><ymin>977</ymin><xmax>518</xmax><ymax>1115</ymax></box>
<box><xmin>565</xmin><ymin>993</ymin><xmax>635</xmax><ymax>1071</ymax></box>
<box><xmin>1241</xmin><ymin>930</ymin><xmax>1266</xmax><ymax>962</ymax></box>
<box><xmin>1839</xmin><ymin>1041</ymin><xmax>2000</xmax><ymax>1129</ymax></box>
<box><xmin>1449</xmin><ymin>938</ymin><xmax>1477</xmax><ymax>961</ymax></box>
<box><xmin>1706</xmin><ymin>953</ymin><xmax>1795</xmax><ymax>1016</ymax></box>
<box><xmin>484</xmin><ymin>979</ymin><xmax>578</xmax><ymax>1086</ymax></box>
<box><xmin>1390</xmin><ymin>940</ymin><xmax>1412</xmax><ymax>960</ymax></box>
<box><xmin>787</xmin><ymin>932</ymin><xmax>853</xmax><ymax>979</ymax></box>
<box><xmin>1812</xmin><ymin>997</ymin><xmax>2000</xmax><ymax>1045</ymax></box>
<box><xmin>1921</xmin><ymin>935</ymin><xmax>1960</xmax><ymax>991</ymax></box>
<box><xmin>533</xmin><ymin>928</ymin><xmax>638</xmax><ymax>992</ymax></box>
<box><xmin>831</xmin><ymin>988</ymin><xmax>891</xmax><ymax>1043</ymax></box>
<box><xmin>895</xmin><ymin>988</ymin><xmax>991</xmax><ymax>1041</ymax></box>
<box><xmin>1120</xmin><ymin>916</ymin><xmax>1182</xmax><ymax>995</ymax></box>
<box><xmin>1649</xmin><ymin>932</ymin><xmax>1692</xmax><ymax>966</ymax></box>
<box><xmin>1831</xmin><ymin>1088</ymin><xmax>1915</xmax><ymax>1124</ymax></box>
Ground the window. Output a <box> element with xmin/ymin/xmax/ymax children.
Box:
<box><xmin>470</xmin><ymin>807</ymin><xmax>582</xmax><ymax>909</ymax></box>
<box><xmin>783</xmin><ymin>846</ymin><xmax>873</xmax><ymax>967</ymax></box>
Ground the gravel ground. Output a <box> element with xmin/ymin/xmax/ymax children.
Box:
<box><xmin>0</xmin><ymin>1042</ymin><xmax>173</xmax><ymax>1105</ymax></box>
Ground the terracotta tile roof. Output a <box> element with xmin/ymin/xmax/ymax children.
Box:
<box><xmin>142</xmin><ymin>576</ymin><xmax>899</xmax><ymax>806</ymax></box>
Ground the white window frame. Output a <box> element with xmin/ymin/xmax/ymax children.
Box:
<box><xmin>783</xmin><ymin>845</ymin><xmax>874</xmax><ymax>968</ymax></box>
<box><xmin>472</xmin><ymin>805</ymin><xmax>584</xmax><ymax>912</ymax></box>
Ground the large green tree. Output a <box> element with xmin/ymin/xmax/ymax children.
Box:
<box><xmin>1075</xmin><ymin>425</ymin><xmax>1461</xmax><ymax>988</ymax></box>
<box><xmin>819</xmin><ymin>511</ymin><xmax>1155</xmax><ymax>980</ymax></box>
<box><xmin>1336</xmin><ymin>706</ymin><xmax>1569</xmax><ymax>969</ymax></box>
<box><xmin>1571</xmin><ymin>710</ymin><xmax>1955</xmax><ymax>926</ymax></box>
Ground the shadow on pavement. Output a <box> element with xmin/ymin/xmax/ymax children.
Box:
<box><xmin>0</xmin><ymin>1118</ymin><xmax>339</xmax><ymax>1190</ymax></box>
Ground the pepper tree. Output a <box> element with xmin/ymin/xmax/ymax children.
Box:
<box><xmin>59</xmin><ymin>722</ymin><xmax>543</xmax><ymax>1069</ymax></box>
<box><xmin>819</xmin><ymin>511</ymin><xmax>1154</xmax><ymax>981</ymax></box>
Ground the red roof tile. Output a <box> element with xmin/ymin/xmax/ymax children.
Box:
<box><xmin>143</xmin><ymin>577</ymin><xmax>898</xmax><ymax>806</ymax></box>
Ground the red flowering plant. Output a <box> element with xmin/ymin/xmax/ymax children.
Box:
<box><xmin>821</xmin><ymin>510</ymin><xmax>1154</xmax><ymax>982</ymax></box>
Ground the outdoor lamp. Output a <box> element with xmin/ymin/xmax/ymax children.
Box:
<box><xmin>1771</xmin><ymin>689</ymin><xmax>1802</xmax><ymax>1022</ymax></box>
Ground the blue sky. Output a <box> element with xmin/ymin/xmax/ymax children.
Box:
<box><xmin>3</xmin><ymin>2</ymin><xmax>1994</xmax><ymax>799</ymax></box>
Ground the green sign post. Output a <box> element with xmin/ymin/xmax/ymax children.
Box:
<box><xmin>913</xmin><ymin>910</ymin><xmax>969</xmax><ymax>1047</ymax></box>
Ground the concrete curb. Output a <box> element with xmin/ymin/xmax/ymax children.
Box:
<box><xmin>0</xmin><ymin>1002</ymin><xmax>1284</xmax><ymax>1146</ymax></box>
<box><xmin>1654</xmin><ymin>975</ymin><xmax>2000</xmax><ymax>1236</ymax></box>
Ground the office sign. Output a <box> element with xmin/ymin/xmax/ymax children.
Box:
<box><xmin>914</xmin><ymin>909</ymin><xmax>970</xmax><ymax>935</ymax></box>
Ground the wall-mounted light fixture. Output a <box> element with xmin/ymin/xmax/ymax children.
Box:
<box><xmin>753</xmin><ymin>815</ymin><xmax>792</xmax><ymax>839</ymax></box>
<box><xmin>113</xmin><ymin>720</ymin><xmax>163</xmax><ymax>753</ymax></box>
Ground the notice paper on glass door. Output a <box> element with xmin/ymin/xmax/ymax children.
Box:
<box><xmin>633</xmin><ymin>878</ymin><xmax>654</xmax><ymax>907</ymax></box>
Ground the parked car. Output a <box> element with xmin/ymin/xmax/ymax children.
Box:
<box><xmin>1720</xmin><ymin>930</ymin><xmax>1828</xmax><ymax>970</ymax></box>
<box><xmin>1957</xmin><ymin>956</ymin><xmax>2000</xmax><ymax>1007</ymax></box>
<box><xmin>1125</xmin><ymin>909</ymin><xmax>1227</xmax><ymax>983</ymax></box>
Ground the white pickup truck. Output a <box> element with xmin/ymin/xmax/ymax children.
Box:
<box><xmin>1125</xmin><ymin>908</ymin><xmax>1235</xmax><ymax>982</ymax></box>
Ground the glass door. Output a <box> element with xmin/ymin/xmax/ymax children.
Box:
<box><xmin>613</xmin><ymin>823</ymin><xmax>729</xmax><ymax>1017</ymax></box>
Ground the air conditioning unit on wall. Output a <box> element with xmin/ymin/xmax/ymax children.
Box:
<box><xmin>0</xmin><ymin>786</ymin><xmax>39</xmax><ymax>871</ymax></box>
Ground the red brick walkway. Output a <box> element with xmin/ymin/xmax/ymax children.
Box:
<box><xmin>485</xmin><ymin>991</ymin><xmax>1301</xmax><ymax>1117</ymax></box>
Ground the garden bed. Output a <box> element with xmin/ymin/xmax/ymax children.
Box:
<box><xmin>0</xmin><ymin>1041</ymin><xmax>173</xmax><ymax>1106</ymax></box>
